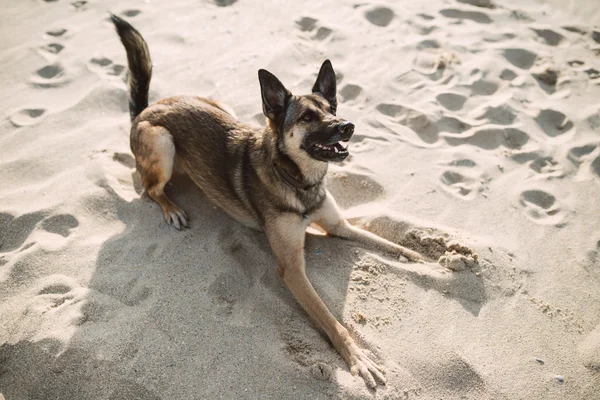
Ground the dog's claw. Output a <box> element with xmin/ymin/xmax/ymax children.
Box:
<box><xmin>162</xmin><ymin>206</ymin><xmax>189</xmax><ymax>230</ymax></box>
<box><xmin>177</xmin><ymin>210</ymin><xmax>188</xmax><ymax>227</ymax></box>
<box><xmin>402</xmin><ymin>249</ymin><xmax>424</xmax><ymax>263</ymax></box>
<box><xmin>171</xmin><ymin>215</ymin><xmax>181</xmax><ymax>230</ymax></box>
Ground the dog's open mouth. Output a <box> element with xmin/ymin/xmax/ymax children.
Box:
<box><xmin>309</xmin><ymin>139</ymin><xmax>349</xmax><ymax>161</ymax></box>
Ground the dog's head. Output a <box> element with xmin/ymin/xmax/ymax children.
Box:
<box><xmin>258</xmin><ymin>60</ymin><xmax>354</xmax><ymax>164</ymax></box>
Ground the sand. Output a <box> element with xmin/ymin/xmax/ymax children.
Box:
<box><xmin>1</xmin><ymin>0</ymin><xmax>599</xmax><ymax>398</ymax></box>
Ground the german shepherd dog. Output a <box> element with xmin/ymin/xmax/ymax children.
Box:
<box><xmin>111</xmin><ymin>15</ymin><xmax>424</xmax><ymax>388</ymax></box>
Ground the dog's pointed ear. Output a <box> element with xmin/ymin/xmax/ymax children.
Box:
<box><xmin>312</xmin><ymin>59</ymin><xmax>337</xmax><ymax>114</ymax></box>
<box><xmin>258</xmin><ymin>69</ymin><xmax>291</xmax><ymax>125</ymax></box>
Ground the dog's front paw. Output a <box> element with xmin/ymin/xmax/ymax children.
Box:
<box><xmin>401</xmin><ymin>248</ymin><xmax>425</xmax><ymax>263</ymax></box>
<box><xmin>347</xmin><ymin>344</ymin><xmax>386</xmax><ymax>389</ymax></box>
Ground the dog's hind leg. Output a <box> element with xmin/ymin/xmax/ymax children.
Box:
<box><xmin>134</xmin><ymin>121</ymin><xmax>188</xmax><ymax>229</ymax></box>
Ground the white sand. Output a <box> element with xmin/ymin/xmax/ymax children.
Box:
<box><xmin>1</xmin><ymin>0</ymin><xmax>599</xmax><ymax>398</ymax></box>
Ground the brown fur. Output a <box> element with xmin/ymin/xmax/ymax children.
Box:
<box><xmin>112</xmin><ymin>15</ymin><xmax>424</xmax><ymax>388</ymax></box>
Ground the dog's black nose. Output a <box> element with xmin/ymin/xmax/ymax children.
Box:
<box><xmin>338</xmin><ymin>122</ymin><xmax>354</xmax><ymax>137</ymax></box>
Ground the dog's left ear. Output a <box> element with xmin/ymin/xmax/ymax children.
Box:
<box><xmin>312</xmin><ymin>59</ymin><xmax>337</xmax><ymax>115</ymax></box>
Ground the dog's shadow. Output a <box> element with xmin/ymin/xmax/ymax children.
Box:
<box><xmin>0</xmin><ymin>174</ymin><xmax>487</xmax><ymax>399</ymax></box>
<box><xmin>101</xmin><ymin>172</ymin><xmax>486</xmax><ymax>375</ymax></box>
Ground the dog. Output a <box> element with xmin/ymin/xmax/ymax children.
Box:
<box><xmin>111</xmin><ymin>15</ymin><xmax>424</xmax><ymax>388</ymax></box>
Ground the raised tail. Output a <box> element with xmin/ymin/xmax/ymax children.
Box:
<box><xmin>110</xmin><ymin>14</ymin><xmax>152</xmax><ymax>121</ymax></box>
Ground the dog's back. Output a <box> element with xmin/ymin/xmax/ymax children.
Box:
<box><xmin>138</xmin><ymin>95</ymin><xmax>266</xmax><ymax>228</ymax></box>
<box><xmin>112</xmin><ymin>15</ymin><xmax>263</xmax><ymax>228</ymax></box>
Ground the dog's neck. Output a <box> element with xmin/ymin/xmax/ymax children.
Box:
<box><xmin>272</xmin><ymin>153</ymin><xmax>317</xmax><ymax>191</ymax></box>
<box><xmin>264</xmin><ymin>121</ymin><xmax>327</xmax><ymax>191</ymax></box>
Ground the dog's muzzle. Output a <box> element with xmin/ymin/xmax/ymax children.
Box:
<box><xmin>337</xmin><ymin>122</ymin><xmax>355</xmax><ymax>141</ymax></box>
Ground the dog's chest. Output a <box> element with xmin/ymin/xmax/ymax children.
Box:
<box><xmin>284</xmin><ymin>185</ymin><xmax>326</xmax><ymax>215</ymax></box>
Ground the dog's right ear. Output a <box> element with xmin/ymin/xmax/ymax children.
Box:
<box><xmin>258</xmin><ymin>69</ymin><xmax>291</xmax><ymax>125</ymax></box>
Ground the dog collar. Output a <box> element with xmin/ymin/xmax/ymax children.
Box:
<box><xmin>273</xmin><ymin>159</ymin><xmax>316</xmax><ymax>191</ymax></box>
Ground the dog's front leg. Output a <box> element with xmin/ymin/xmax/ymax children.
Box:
<box><xmin>265</xmin><ymin>213</ymin><xmax>385</xmax><ymax>388</ymax></box>
<box><xmin>312</xmin><ymin>192</ymin><xmax>424</xmax><ymax>262</ymax></box>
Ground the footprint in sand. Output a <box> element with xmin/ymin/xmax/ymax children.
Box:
<box><xmin>313</xmin><ymin>27</ymin><xmax>333</xmax><ymax>41</ymax></box>
<box><xmin>474</xmin><ymin>104</ymin><xmax>517</xmax><ymax>125</ymax></box>
<box><xmin>439</xmin><ymin>169</ymin><xmax>483</xmax><ymax>200</ymax></box>
<box><xmin>70</xmin><ymin>1</ymin><xmax>88</xmax><ymax>10</ymax></box>
<box><xmin>509</xmin><ymin>10</ymin><xmax>534</xmax><ymax>22</ymax></box>
<box><xmin>327</xmin><ymin>170</ymin><xmax>385</xmax><ymax>208</ymax></box>
<box><xmin>121</xmin><ymin>278</ymin><xmax>152</xmax><ymax>306</ymax></box>
<box><xmin>563</xmin><ymin>26</ymin><xmax>587</xmax><ymax>35</ymax></box>
<box><xmin>38</xmin><ymin>282</ymin><xmax>73</xmax><ymax>296</ymax></box>
<box><xmin>112</xmin><ymin>152</ymin><xmax>136</xmax><ymax>169</ymax></box>
<box><xmin>470</xmin><ymin>79</ymin><xmax>499</xmax><ymax>96</ymax></box>
<box><xmin>436</xmin><ymin>92</ymin><xmax>466</xmax><ymax>111</ymax></box>
<box><xmin>215</xmin><ymin>0</ymin><xmax>237</xmax><ymax>6</ymax></box>
<box><xmin>592</xmin><ymin>156</ymin><xmax>600</xmax><ymax>178</ymax></box>
<box><xmin>457</xmin><ymin>0</ymin><xmax>496</xmax><ymax>8</ymax></box>
<box><xmin>364</xmin><ymin>6</ymin><xmax>395</xmax><ymax>27</ymax></box>
<box><xmin>30</xmin><ymin>63</ymin><xmax>69</xmax><ymax>87</ymax></box>
<box><xmin>438</xmin><ymin>158</ymin><xmax>486</xmax><ymax>200</ymax></box>
<box><xmin>567</xmin><ymin>60</ymin><xmax>585</xmax><ymax>68</ymax></box>
<box><xmin>296</xmin><ymin>16</ymin><xmax>317</xmax><ymax>32</ymax></box>
<box><xmin>121</xmin><ymin>9</ymin><xmax>141</xmax><ymax>17</ymax></box>
<box><xmin>417</xmin><ymin>13</ymin><xmax>435</xmax><ymax>20</ymax></box>
<box><xmin>584</xmin><ymin>68</ymin><xmax>600</xmax><ymax>81</ymax></box>
<box><xmin>339</xmin><ymin>84</ymin><xmax>363</xmax><ymax>103</ymax></box>
<box><xmin>295</xmin><ymin>17</ymin><xmax>333</xmax><ymax>41</ymax></box>
<box><xmin>89</xmin><ymin>57</ymin><xmax>125</xmax><ymax>77</ymax></box>
<box><xmin>529</xmin><ymin>157</ymin><xmax>564</xmax><ymax>177</ymax></box>
<box><xmin>9</xmin><ymin>108</ymin><xmax>46</xmax><ymax>127</ymax></box>
<box><xmin>376</xmin><ymin>103</ymin><xmax>472</xmax><ymax>145</ymax></box>
<box><xmin>519</xmin><ymin>190</ymin><xmax>564</xmax><ymax>225</ymax></box>
<box><xmin>438</xmin><ymin>116</ymin><xmax>472</xmax><ymax>133</ymax></box>
<box><xmin>499</xmin><ymin>69</ymin><xmax>518</xmax><ymax>81</ymax></box>
<box><xmin>46</xmin><ymin>28</ymin><xmax>67</xmax><ymax>37</ymax></box>
<box><xmin>0</xmin><ymin>211</ymin><xmax>47</xmax><ymax>253</ymax></box>
<box><xmin>444</xmin><ymin>127</ymin><xmax>530</xmax><ymax>150</ymax></box>
<box><xmin>534</xmin><ymin>109</ymin><xmax>574</xmax><ymax>138</ymax></box>
<box><xmin>531</xmin><ymin>64</ymin><xmax>560</xmax><ymax>93</ymax></box>
<box><xmin>502</xmin><ymin>48</ymin><xmax>537</xmax><ymax>70</ymax></box>
<box><xmin>483</xmin><ymin>32</ymin><xmax>516</xmax><ymax>43</ymax></box>
<box><xmin>32</xmin><ymin>276</ymin><xmax>83</xmax><ymax>315</ymax></box>
<box><xmin>0</xmin><ymin>211</ymin><xmax>79</xmax><ymax>255</ymax></box>
<box><xmin>40</xmin><ymin>214</ymin><xmax>79</xmax><ymax>237</ymax></box>
<box><xmin>417</xmin><ymin>39</ymin><xmax>441</xmax><ymax>49</ymax></box>
<box><xmin>376</xmin><ymin>103</ymin><xmax>439</xmax><ymax>144</ymax></box>
<box><xmin>439</xmin><ymin>8</ymin><xmax>492</xmax><ymax>24</ymax></box>
<box><xmin>39</xmin><ymin>43</ymin><xmax>64</xmax><ymax>55</ymax></box>
<box><xmin>413</xmin><ymin>50</ymin><xmax>459</xmax><ymax>80</ymax></box>
<box><xmin>530</xmin><ymin>28</ymin><xmax>565</xmax><ymax>46</ymax></box>
<box><xmin>567</xmin><ymin>144</ymin><xmax>597</xmax><ymax>165</ymax></box>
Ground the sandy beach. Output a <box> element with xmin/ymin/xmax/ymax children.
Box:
<box><xmin>1</xmin><ymin>0</ymin><xmax>599</xmax><ymax>398</ymax></box>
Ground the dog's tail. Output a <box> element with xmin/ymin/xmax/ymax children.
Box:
<box><xmin>110</xmin><ymin>14</ymin><xmax>152</xmax><ymax>121</ymax></box>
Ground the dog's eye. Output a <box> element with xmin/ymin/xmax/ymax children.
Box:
<box><xmin>301</xmin><ymin>112</ymin><xmax>313</xmax><ymax>122</ymax></box>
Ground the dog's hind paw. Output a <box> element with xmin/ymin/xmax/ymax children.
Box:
<box><xmin>162</xmin><ymin>206</ymin><xmax>188</xmax><ymax>230</ymax></box>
